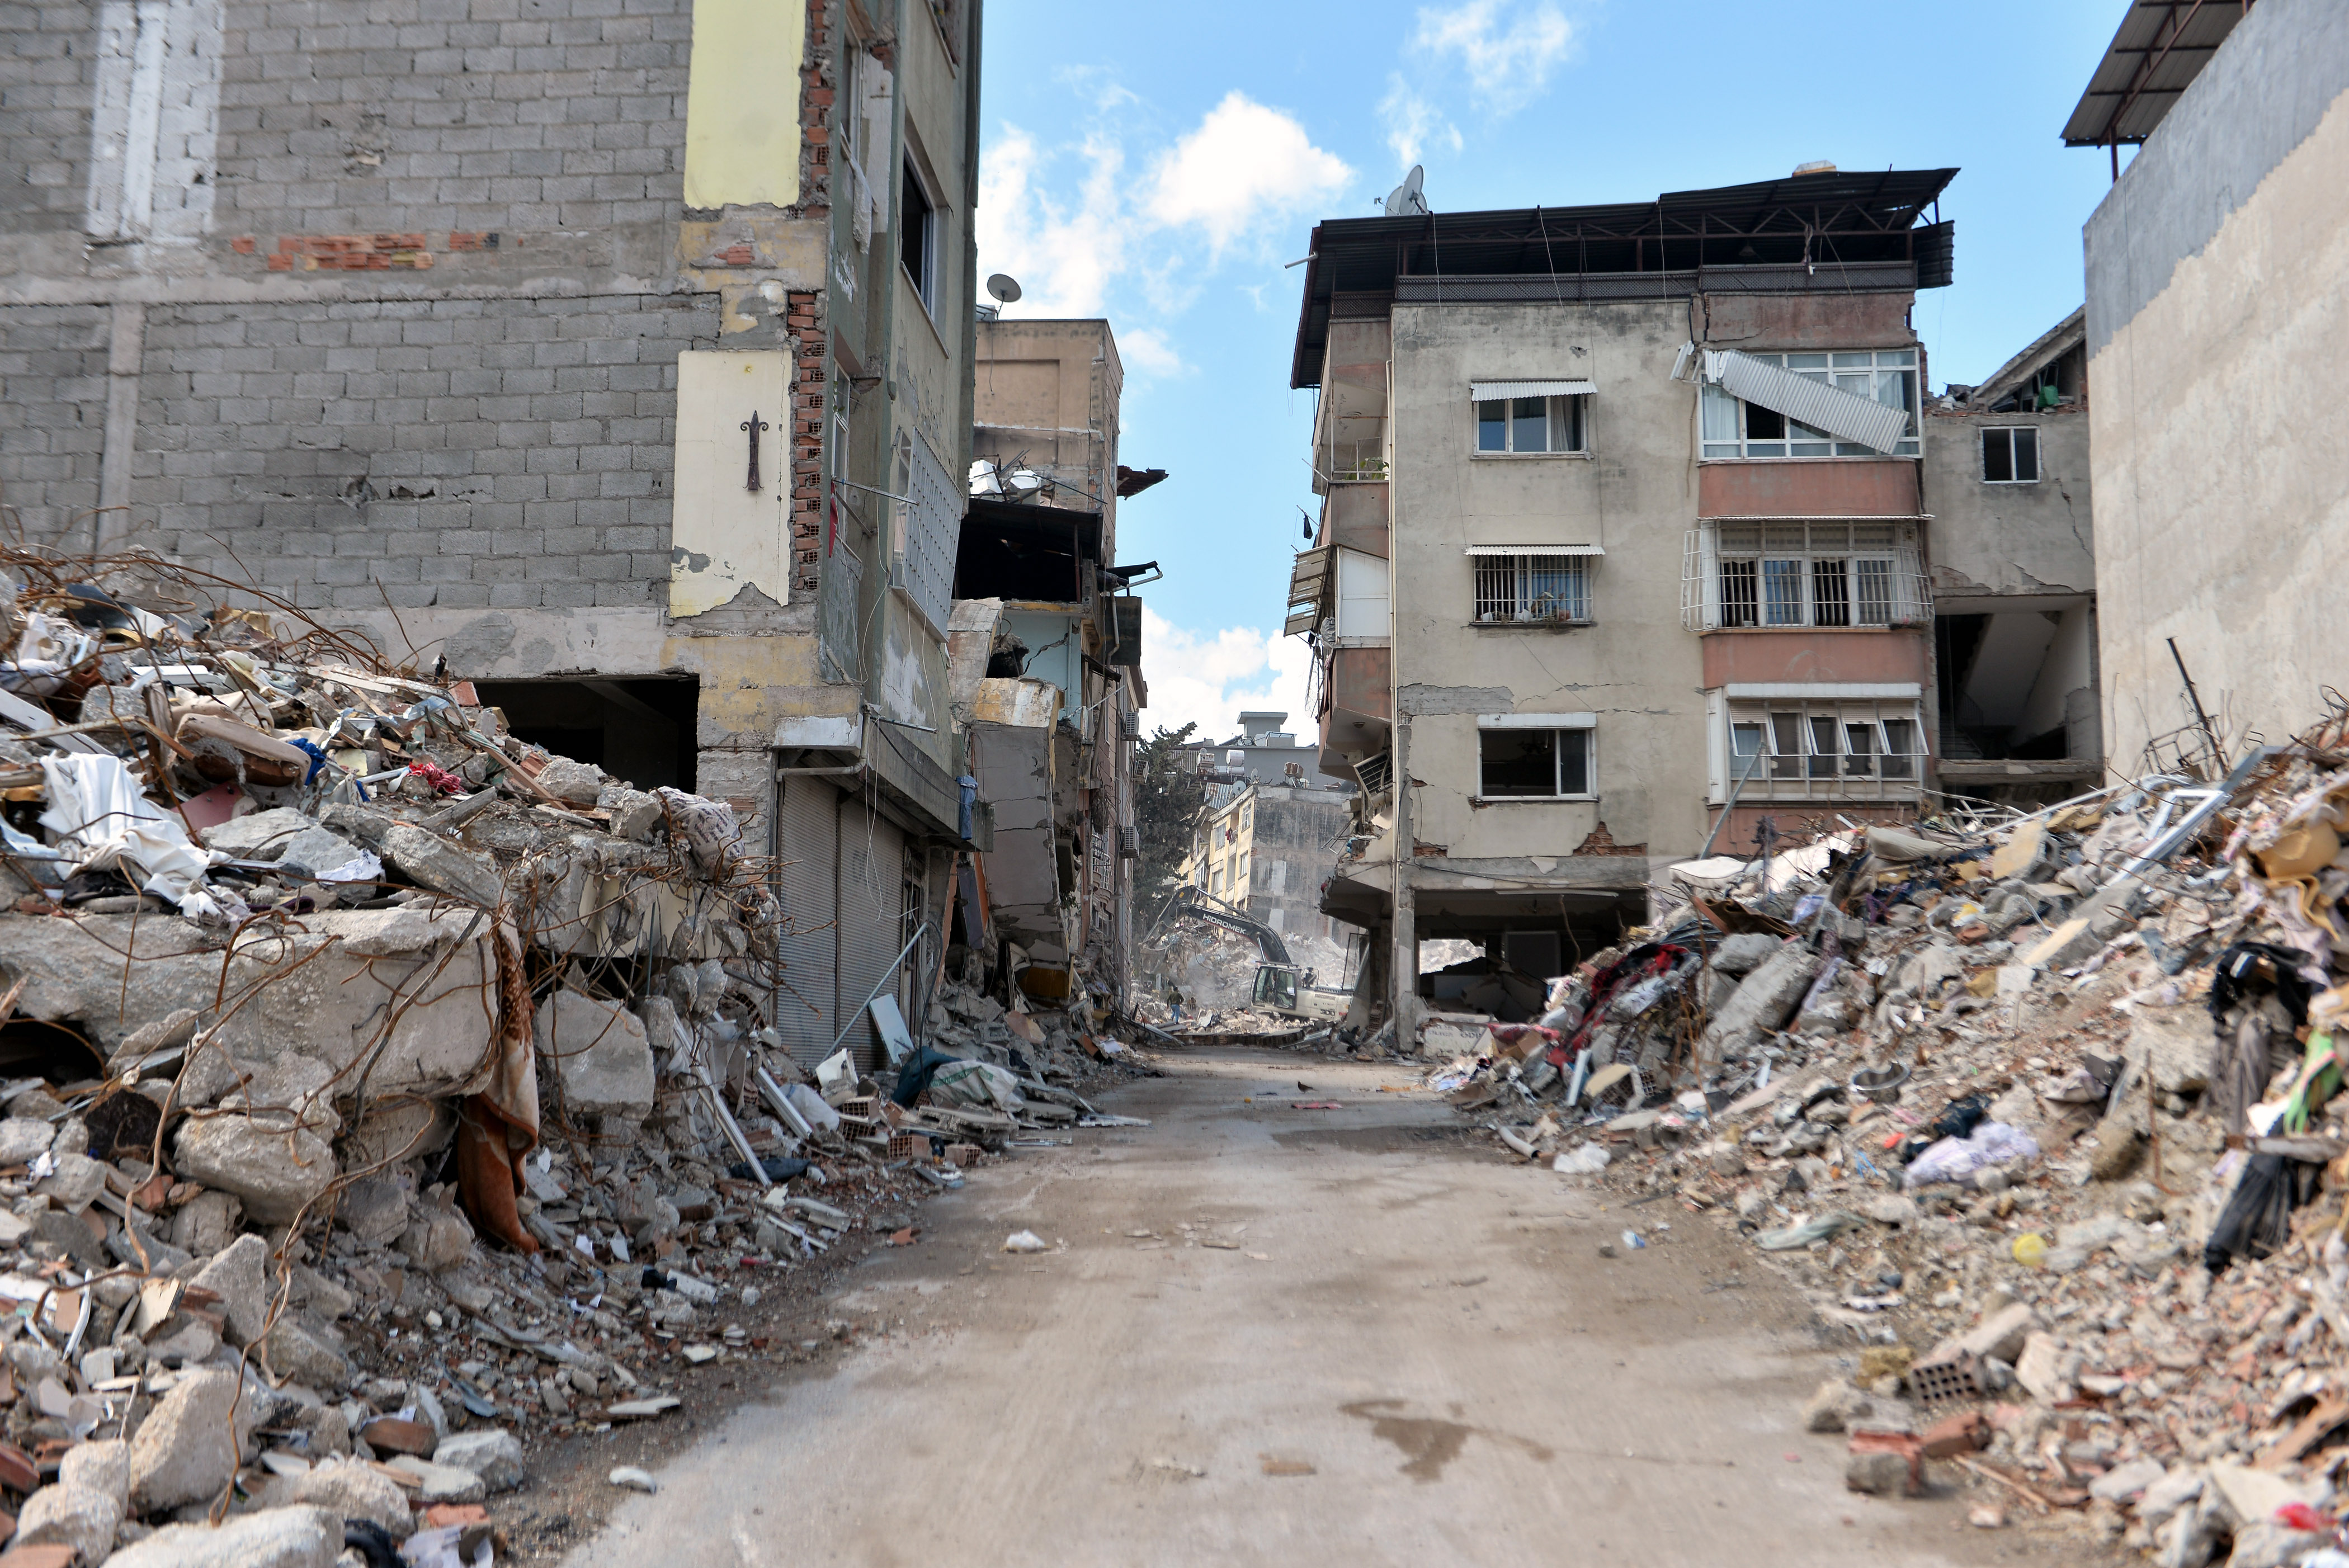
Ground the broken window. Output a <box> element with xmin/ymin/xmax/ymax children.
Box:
<box><xmin>1474</xmin><ymin>394</ymin><xmax>1587</xmax><ymax>454</ymax></box>
<box><xmin>900</xmin><ymin>156</ymin><xmax>937</xmax><ymax>313</ymax></box>
<box><xmin>1699</xmin><ymin>349</ymin><xmax>1920</xmax><ymax>459</ymax></box>
<box><xmin>1981</xmin><ymin>426</ymin><xmax>2040</xmax><ymax>484</ymax></box>
<box><xmin>1718</xmin><ymin>701</ymin><xmax>1922</xmax><ymax>798</ymax></box>
<box><xmin>1691</xmin><ymin>520</ymin><xmax>1925</xmax><ymax>631</ymax></box>
<box><xmin>1471</xmin><ymin>552</ymin><xmax>1592</xmax><ymax>624</ymax></box>
<box><xmin>1478</xmin><ymin>725</ymin><xmax>1593</xmax><ymax>799</ymax></box>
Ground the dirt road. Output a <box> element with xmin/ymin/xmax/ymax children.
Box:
<box><xmin>560</xmin><ymin>1050</ymin><xmax>2063</xmax><ymax>1567</ymax></box>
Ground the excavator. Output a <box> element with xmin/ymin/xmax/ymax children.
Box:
<box><xmin>1142</xmin><ymin>886</ymin><xmax>1354</xmax><ymax>1023</ymax></box>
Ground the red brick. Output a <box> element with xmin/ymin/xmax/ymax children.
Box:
<box><xmin>229</xmin><ymin>235</ymin><xmax>256</xmax><ymax>254</ymax></box>
<box><xmin>1919</xmin><ymin>1410</ymin><xmax>1989</xmax><ymax>1459</ymax></box>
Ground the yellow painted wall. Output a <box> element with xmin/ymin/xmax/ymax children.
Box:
<box><xmin>683</xmin><ymin>0</ymin><xmax>806</xmax><ymax>211</ymax></box>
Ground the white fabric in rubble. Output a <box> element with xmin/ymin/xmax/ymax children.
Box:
<box><xmin>1902</xmin><ymin>1122</ymin><xmax>2040</xmax><ymax>1190</ymax></box>
<box><xmin>928</xmin><ymin>1059</ymin><xmax>1025</xmax><ymax>1114</ymax></box>
<box><xmin>36</xmin><ymin>752</ymin><xmax>220</xmax><ymax>906</ymax></box>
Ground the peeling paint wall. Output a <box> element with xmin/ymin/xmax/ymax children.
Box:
<box><xmin>681</xmin><ymin>0</ymin><xmax>806</xmax><ymax>212</ymax></box>
<box><xmin>671</xmin><ymin>350</ymin><xmax>791</xmax><ymax>616</ymax></box>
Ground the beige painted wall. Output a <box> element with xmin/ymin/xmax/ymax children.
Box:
<box><xmin>2089</xmin><ymin>91</ymin><xmax>2349</xmax><ymax>769</ymax></box>
<box><xmin>681</xmin><ymin>0</ymin><xmax>805</xmax><ymax>211</ymax></box>
<box><xmin>1389</xmin><ymin>299</ymin><xmax>1705</xmax><ymax>862</ymax></box>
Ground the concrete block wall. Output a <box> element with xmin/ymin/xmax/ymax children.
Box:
<box><xmin>211</xmin><ymin>0</ymin><xmax>691</xmax><ymax>239</ymax></box>
<box><xmin>140</xmin><ymin>292</ymin><xmax>715</xmax><ymax>612</ymax></box>
<box><xmin>0</xmin><ymin>306</ymin><xmax>110</xmax><ymax>544</ymax></box>
<box><xmin>0</xmin><ymin>3</ymin><xmax>101</xmax><ymax>235</ymax></box>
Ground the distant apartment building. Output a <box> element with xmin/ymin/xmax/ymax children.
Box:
<box><xmin>1284</xmin><ymin>168</ymin><xmax>1959</xmax><ymax>1029</ymax></box>
<box><xmin>1171</xmin><ymin>711</ymin><xmax>1352</xmax><ymax>791</ymax></box>
<box><xmin>1926</xmin><ymin>310</ymin><xmax>2101</xmax><ymax>805</ymax></box>
<box><xmin>2064</xmin><ymin>0</ymin><xmax>2347</xmax><ymax>772</ymax></box>
<box><xmin>1178</xmin><ymin>778</ymin><xmax>1357</xmax><ymax>975</ymax></box>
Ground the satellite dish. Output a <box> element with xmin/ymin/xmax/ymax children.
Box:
<box><xmin>986</xmin><ymin>274</ymin><xmax>1022</xmax><ymax>304</ymax></box>
<box><xmin>1383</xmin><ymin>165</ymin><xmax>1429</xmax><ymax>218</ymax></box>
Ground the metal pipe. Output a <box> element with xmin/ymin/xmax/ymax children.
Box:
<box><xmin>821</xmin><ymin>920</ymin><xmax>932</xmax><ymax>1059</ymax></box>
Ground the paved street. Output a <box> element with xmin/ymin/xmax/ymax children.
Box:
<box><xmin>562</xmin><ymin>1050</ymin><xmax>2060</xmax><ymax>1568</ymax></box>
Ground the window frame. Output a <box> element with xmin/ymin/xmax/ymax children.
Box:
<box><xmin>1694</xmin><ymin>519</ymin><xmax>1924</xmax><ymax>632</ymax></box>
<box><xmin>1721</xmin><ymin>698</ymin><xmax>1923</xmax><ymax>800</ymax></box>
<box><xmin>1471</xmin><ymin>551</ymin><xmax>1593</xmax><ymax>626</ymax></box>
<box><xmin>1980</xmin><ymin>425</ymin><xmax>2041</xmax><ymax>484</ymax></box>
<box><xmin>1475</xmin><ymin>722</ymin><xmax>1596</xmax><ymax>801</ymax></box>
<box><xmin>899</xmin><ymin>154</ymin><xmax>938</xmax><ymax>315</ymax></box>
<box><xmin>1474</xmin><ymin>393</ymin><xmax>1590</xmax><ymax>456</ymax></box>
<box><xmin>1699</xmin><ymin>349</ymin><xmax>1921</xmax><ymax>460</ymax></box>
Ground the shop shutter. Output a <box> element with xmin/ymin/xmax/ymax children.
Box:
<box><xmin>833</xmin><ymin>798</ymin><xmax>907</xmax><ymax>1073</ymax></box>
<box><xmin>773</xmin><ymin>777</ymin><xmax>840</xmax><ymax>1067</ymax></box>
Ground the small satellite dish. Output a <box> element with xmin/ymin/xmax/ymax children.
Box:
<box><xmin>1384</xmin><ymin>164</ymin><xmax>1429</xmax><ymax>218</ymax></box>
<box><xmin>985</xmin><ymin>274</ymin><xmax>1022</xmax><ymax>304</ymax></box>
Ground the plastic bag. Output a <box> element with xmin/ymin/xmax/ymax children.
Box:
<box><xmin>37</xmin><ymin>752</ymin><xmax>219</xmax><ymax>905</ymax></box>
<box><xmin>1552</xmin><ymin>1144</ymin><xmax>1610</xmax><ymax>1175</ymax></box>
<box><xmin>1902</xmin><ymin>1122</ymin><xmax>2040</xmax><ymax>1189</ymax></box>
<box><xmin>652</xmin><ymin>786</ymin><xmax>741</xmax><ymax>875</ymax></box>
<box><xmin>2203</xmin><ymin>1151</ymin><xmax>2323</xmax><ymax>1273</ymax></box>
<box><xmin>928</xmin><ymin>1059</ymin><xmax>1025</xmax><ymax>1113</ymax></box>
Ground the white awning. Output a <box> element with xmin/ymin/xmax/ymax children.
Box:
<box><xmin>1470</xmin><ymin>379</ymin><xmax>1595</xmax><ymax>401</ymax></box>
<box><xmin>1702</xmin><ymin>350</ymin><xmax>1909</xmax><ymax>454</ymax></box>
<box><xmin>1464</xmin><ymin>544</ymin><xmax>1604</xmax><ymax>556</ymax></box>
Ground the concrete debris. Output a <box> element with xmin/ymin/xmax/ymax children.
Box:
<box><xmin>0</xmin><ymin>550</ymin><xmax>1163</xmax><ymax>1562</ymax></box>
<box><xmin>1412</xmin><ymin>703</ymin><xmax>2349</xmax><ymax>1562</ymax></box>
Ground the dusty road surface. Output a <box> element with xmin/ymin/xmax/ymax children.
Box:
<box><xmin>562</xmin><ymin>1050</ymin><xmax>2067</xmax><ymax>1567</ymax></box>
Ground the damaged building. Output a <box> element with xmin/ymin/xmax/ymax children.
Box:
<box><xmin>1284</xmin><ymin>167</ymin><xmax>1960</xmax><ymax>1036</ymax></box>
<box><xmin>947</xmin><ymin>315</ymin><xmax>1153</xmax><ymax>1003</ymax></box>
<box><xmin>0</xmin><ymin>0</ymin><xmax>990</xmax><ymax>1069</ymax></box>
<box><xmin>1177</xmin><ymin>772</ymin><xmax>1357</xmax><ymax>981</ymax></box>
<box><xmin>2065</xmin><ymin>0</ymin><xmax>2349</xmax><ymax>774</ymax></box>
<box><xmin>1925</xmin><ymin>308</ymin><xmax>2101</xmax><ymax>806</ymax></box>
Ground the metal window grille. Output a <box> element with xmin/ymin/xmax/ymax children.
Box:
<box><xmin>1473</xmin><ymin>552</ymin><xmax>1591</xmax><ymax>623</ymax></box>
<box><xmin>1684</xmin><ymin>520</ymin><xmax>1928</xmax><ymax>631</ymax></box>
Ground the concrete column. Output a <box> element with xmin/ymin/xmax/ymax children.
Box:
<box><xmin>1389</xmin><ymin>714</ymin><xmax>1417</xmax><ymax>1047</ymax></box>
<box><xmin>96</xmin><ymin>300</ymin><xmax>144</xmax><ymax>551</ymax></box>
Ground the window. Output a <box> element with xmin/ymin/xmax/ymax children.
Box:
<box><xmin>1724</xmin><ymin>701</ymin><xmax>1921</xmax><ymax>798</ymax></box>
<box><xmin>900</xmin><ymin>157</ymin><xmax>937</xmax><ymax>312</ymax></box>
<box><xmin>1478</xmin><ymin>726</ymin><xmax>1593</xmax><ymax>799</ymax></box>
<box><xmin>1700</xmin><ymin>350</ymin><xmax>1919</xmax><ymax>459</ymax></box>
<box><xmin>1690</xmin><ymin>519</ymin><xmax>1925</xmax><ymax>631</ymax></box>
<box><xmin>1475</xmin><ymin>395</ymin><xmax>1587</xmax><ymax>454</ymax></box>
<box><xmin>1982</xmin><ymin>426</ymin><xmax>2040</xmax><ymax>483</ymax></box>
<box><xmin>1473</xmin><ymin>552</ymin><xmax>1591</xmax><ymax>624</ymax></box>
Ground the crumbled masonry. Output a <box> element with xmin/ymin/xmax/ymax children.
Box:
<box><xmin>1412</xmin><ymin>697</ymin><xmax>2349</xmax><ymax>1564</ymax></box>
<box><xmin>0</xmin><ymin>549</ymin><xmax>1149</xmax><ymax>1564</ymax></box>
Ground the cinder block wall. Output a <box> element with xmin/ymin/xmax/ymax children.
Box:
<box><xmin>0</xmin><ymin>0</ymin><xmax>721</xmax><ymax>613</ymax></box>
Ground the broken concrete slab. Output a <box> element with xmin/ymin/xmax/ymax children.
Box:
<box><xmin>1699</xmin><ymin>944</ymin><xmax>1819</xmax><ymax>1061</ymax></box>
<box><xmin>256</xmin><ymin>1456</ymin><xmax>411</xmax><ymax>1533</ymax></box>
<box><xmin>189</xmin><ymin>1234</ymin><xmax>270</xmax><ymax>1346</ymax></box>
<box><xmin>537</xmin><ymin>990</ymin><xmax>654</xmax><ymax>1129</ymax></box>
<box><xmin>173</xmin><ymin>1112</ymin><xmax>336</xmax><ymax>1225</ymax></box>
<box><xmin>260</xmin><ymin>1316</ymin><xmax>353</xmax><ymax>1391</ymax></box>
<box><xmin>13</xmin><ymin>1479</ymin><xmax>123</xmax><ymax>1565</ymax></box>
<box><xmin>2129</xmin><ymin>1003</ymin><xmax>2215</xmax><ymax>1095</ymax></box>
<box><xmin>386</xmin><ymin>1453</ymin><xmax>486</xmax><ymax>1504</ymax></box>
<box><xmin>129</xmin><ymin>1368</ymin><xmax>247</xmax><ymax>1512</ymax></box>
<box><xmin>103</xmin><ymin>1503</ymin><xmax>341</xmax><ymax>1568</ymax></box>
<box><xmin>432</xmin><ymin>1428</ymin><xmax>524</xmax><ymax>1493</ymax></box>
<box><xmin>201</xmin><ymin>808</ymin><xmax>319</xmax><ymax>859</ymax></box>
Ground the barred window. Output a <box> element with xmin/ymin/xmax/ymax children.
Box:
<box><xmin>1473</xmin><ymin>552</ymin><xmax>1591</xmax><ymax>624</ymax></box>
<box><xmin>1725</xmin><ymin>702</ymin><xmax>1921</xmax><ymax>797</ymax></box>
<box><xmin>1705</xmin><ymin>521</ymin><xmax>1917</xmax><ymax>630</ymax></box>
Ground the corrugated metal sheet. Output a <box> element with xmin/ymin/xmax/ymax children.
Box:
<box><xmin>1707</xmin><ymin>351</ymin><xmax>1910</xmax><ymax>455</ymax></box>
<box><xmin>773</xmin><ymin>778</ymin><xmax>839</xmax><ymax>1066</ymax></box>
<box><xmin>1284</xmin><ymin>546</ymin><xmax>1332</xmax><ymax>636</ymax></box>
<box><xmin>1469</xmin><ymin>379</ymin><xmax>1595</xmax><ymax>400</ymax></box>
<box><xmin>1464</xmin><ymin>544</ymin><xmax>1603</xmax><ymax>556</ymax></box>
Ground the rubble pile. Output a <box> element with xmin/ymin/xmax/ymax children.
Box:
<box><xmin>1436</xmin><ymin>703</ymin><xmax>2349</xmax><ymax>1564</ymax></box>
<box><xmin>0</xmin><ymin>549</ymin><xmax>1142</xmax><ymax>1564</ymax></box>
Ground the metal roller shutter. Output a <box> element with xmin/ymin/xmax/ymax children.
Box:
<box><xmin>833</xmin><ymin>796</ymin><xmax>905</xmax><ymax>1073</ymax></box>
<box><xmin>773</xmin><ymin>777</ymin><xmax>840</xmax><ymax>1068</ymax></box>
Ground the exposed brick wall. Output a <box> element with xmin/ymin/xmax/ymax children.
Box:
<box><xmin>0</xmin><ymin>4</ymin><xmax>99</xmax><ymax>236</ymax></box>
<box><xmin>785</xmin><ymin>288</ymin><xmax>824</xmax><ymax>595</ymax></box>
<box><xmin>799</xmin><ymin>0</ymin><xmax>831</xmax><ymax>211</ymax></box>
<box><xmin>211</xmin><ymin>0</ymin><xmax>692</xmax><ymax>237</ymax></box>
<box><xmin>0</xmin><ymin>306</ymin><xmax>110</xmax><ymax>545</ymax></box>
<box><xmin>139</xmin><ymin>292</ymin><xmax>718</xmax><ymax>612</ymax></box>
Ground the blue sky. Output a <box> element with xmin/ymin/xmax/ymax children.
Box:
<box><xmin>973</xmin><ymin>1</ymin><xmax>2128</xmax><ymax>742</ymax></box>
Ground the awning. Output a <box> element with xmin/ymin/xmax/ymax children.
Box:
<box><xmin>1464</xmin><ymin>544</ymin><xmax>1604</xmax><ymax>556</ymax></box>
<box><xmin>1470</xmin><ymin>379</ymin><xmax>1595</xmax><ymax>402</ymax></box>
<box><xmin>1283</xmin><ymin>546</ymin><xmax>1332</xmax><ymax>637</ymax></box>
<box><xmin>1704</xmin><ymin>350</ymin><xmax>1909</xmax><ymax>454</ymax></box>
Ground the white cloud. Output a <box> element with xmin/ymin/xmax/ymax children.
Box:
<box><xmin>974</xmin><ymin>125</ymin><xmax>1127</xmax><ymax>318</ymax></box>
<box><xmin>1138</xmin><ymin>606</ymin><xmax>1313</xmax><ymax>744</ymax></box>
<box><xmin>1119</xmin><ymin>327</ymin><xmax>1186</xmax><ymax>377</ymax></box>
<box><xmin>1413</xmin><ymin>1</ymin><xmax>1576</xmax><ymax>116</ymax></box>
<box><xmin>1379</xmin><ymin>73</ymin><xmax>1463</xmax><ymax>171</ymax></box>
<box><xmin>1145</xmin><ymin>91</ymin><xmax>1356</xmax><ymax>258</ymax></box>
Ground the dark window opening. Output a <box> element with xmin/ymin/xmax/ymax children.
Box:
<box><xmin>1745</xmin><ymin>403</ymin><xmax>1786</xmax><ymax>440</ymax></box>
<box><xmin>1479</xmin><ymin>728</ymin><xmax>1590</xmax><ymax>797</ymax></box>
<box><xmin>900</xmin><ymin>158</ymin><xmax>936</xmax><ymax>311</ymax></box>
<box><xmin>471</xmin><ymin>677</ymin><xmax>700</xmax><ymax>794</ymax></box>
